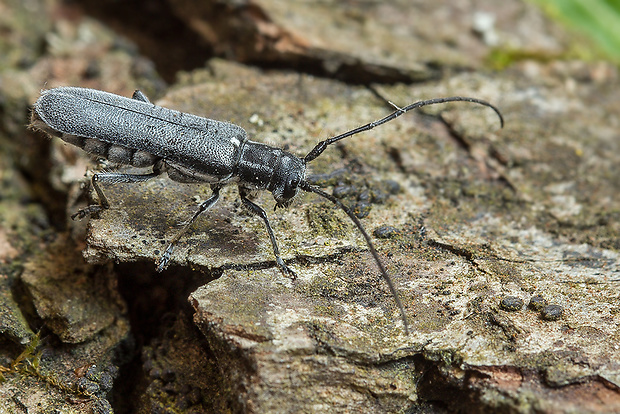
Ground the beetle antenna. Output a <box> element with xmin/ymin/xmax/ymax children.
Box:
<box><xmin>304</xmin><ymin>96</ymin><xmax>504</xmax><ymax>163</ymax></box>
<box><xmin>299</xmin><ymin>180</ymin><xmax>410</xmax><ymax>335</ymax></box>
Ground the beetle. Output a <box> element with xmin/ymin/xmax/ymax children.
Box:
<box><xmin>31</xmin><ymin>86</ymin><xmax>503</xmax><ymax>333</ymax></box>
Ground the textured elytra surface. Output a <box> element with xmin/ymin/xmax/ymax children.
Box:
<box><xmin>33</xmin><ymin>87</ymin><xmax>247</xmax><ymax>177</ymax></box>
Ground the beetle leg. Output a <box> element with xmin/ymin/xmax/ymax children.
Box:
<box><xmin>156</xmin><ymin>185</ymin><xmax>222</xmax><ymax>272</ymax></box>
<box><xmin>239</xmin><ymin>187</ymin><xmax>296</xmax><ymax>279</ymax></box>
<box><xmin>131</xmin><ymin>90</ymin><xmax>150</xmax><ymax>103</ymax></box>
<box><xmin>72</xmin><ymin>169</ymin><xmax>163</xmax><ymax>220</ymax></box>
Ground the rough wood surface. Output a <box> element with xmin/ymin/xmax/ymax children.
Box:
<box><xmin>0</xmin><ymin>0</ymin><xmax>618</xmax><ymax>412</ymax></box>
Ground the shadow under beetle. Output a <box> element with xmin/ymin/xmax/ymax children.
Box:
<box><xmin>31</xmin><ymin>86</ymin><xmax>504</xmax><ymax>334</ymax></box>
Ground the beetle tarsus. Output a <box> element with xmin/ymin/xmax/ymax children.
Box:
<box><xmin>277</xmin><ymin>257</ymin><xmax>297</xmax><ymax>279</ymax></box>
<box><xmin>156</xmin><ymin>246</ymin><xmax>173</xmax><ymax>272</ymax></box>
<box><xmin>71</xmin><ymin>205</ymin><xmax>103</xmax><ymax>220</ymax></box>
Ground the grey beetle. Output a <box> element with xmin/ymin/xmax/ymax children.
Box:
<box><xmin>31</xmin><ymin>86</ymin><xmax>503</xmax><ymax>333</ymax></box>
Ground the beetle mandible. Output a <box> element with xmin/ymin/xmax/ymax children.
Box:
<box><xmin>31</xmin><ymin>86</ymin><xmax>504</xmax><ymax>334</ymax></box>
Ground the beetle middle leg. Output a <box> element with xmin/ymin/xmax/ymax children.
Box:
<box><xmin>156</xmin><ymin>185</ymin><xmax>222</xmax><ymax>272</ymax></box>
<box><xmin>239</xmin><ymin>186</ymin><xmax>296</xmax><ymax>278</ymax></box>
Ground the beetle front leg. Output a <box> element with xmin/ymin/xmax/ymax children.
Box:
<box><xmin>156</xmin><ymin>185</ymin><xmax>221</xmax><ymax>272</ymax></box>
<box><xmin>131</xmin><ymin>90</ymin><xmax>150</xmax><ymax>103</ymax></box>
<box><xmin>72</xmin><ymin>170</ymin><xmax>162</xmax><ymax>220</ymax></box>
<box><xmin>239</xmin><ymin>189</ymin><xmax>296</xmax><ymax>279</ymax></box>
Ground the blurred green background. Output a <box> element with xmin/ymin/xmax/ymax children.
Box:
<box><xmin>531</xmin><ymin>0</ymin><xmax>620</xmax><ymax>63</ymax></box>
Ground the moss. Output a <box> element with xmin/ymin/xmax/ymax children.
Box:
<box><xmin>305</xmin><ymin>203</ymin><xmax>349</xmax><ymax>238</ymax></box>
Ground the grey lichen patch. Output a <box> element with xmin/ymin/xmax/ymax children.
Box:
<box><xmin>21</xmin><ymin>235</ymin><xmax>127</xmax><ymax>343</ymax></box>
<box><xmin>83</xmin><ymin>180</ymin><xmax>256</xmax><ymax>267</ymax></box>
<box><xmin>190</xmin><ymin>265</ymin><xmax>420</xmax><ymax>411</ymax></box>
<box><xmin>544</xmin><ymin>362</ymin><xmax>599</xmax><ymax>387</ymax></box>
<box><xmin>194</xmin><ymin>265</ymin><xmax>410</xmax><ymax>345</ymax></box>
<box><xmin>304</xmin><ymin>202</ymin><xmax>349</xmax><ymax>238</ymax></box>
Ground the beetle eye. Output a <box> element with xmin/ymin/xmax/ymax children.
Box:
<box><xmin>283</xmin><ymin>176</ymin><xmax>299</xmax><ymax>199</ymax></box>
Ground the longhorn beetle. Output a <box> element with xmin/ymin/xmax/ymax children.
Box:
<box><xmin>31</xmin><ymin>86</ymin><xmax>503</xmax><ymax>334</ymax></box>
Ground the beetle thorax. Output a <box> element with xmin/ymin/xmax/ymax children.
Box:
<box><xmin>236</xmin><ymin>141</ymin><xmax>306</xmax><ymax>207</ymax></box>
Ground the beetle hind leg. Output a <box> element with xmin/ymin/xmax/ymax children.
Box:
<box><xmin>72</xmin><ymin>169</ymin><xmax>162</xmax><ymax>220</ymax></box>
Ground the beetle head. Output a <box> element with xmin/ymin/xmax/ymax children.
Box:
<box><xmin>270</xmin><ymin>152</ymin><xmax>306</xmax><ymax>209</ymax></box>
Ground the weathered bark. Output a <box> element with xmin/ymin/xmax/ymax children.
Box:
<box><xmin>0</xmin><ymin>0</ymin><xmax>618</xmax><ymax>413</ymax></box>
